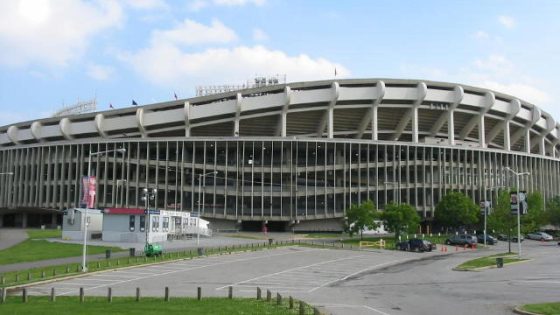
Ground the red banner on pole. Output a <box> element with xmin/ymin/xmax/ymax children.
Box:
<box><xmin>81</xmin><ymin>176</ymin><xmax>96</xmax><ymax>208</ymax></box>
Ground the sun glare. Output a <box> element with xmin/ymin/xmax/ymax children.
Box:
<box><xmin>19</xmin><ymin>0</ymin><xmax>50</xmax><ymax>24</ymax></box>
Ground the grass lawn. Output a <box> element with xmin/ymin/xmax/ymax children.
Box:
<box><xmin>0</xmin><ymin>240</ymin><xmax>122</xmax><ymax>266</ymax></box>
<box><xmin>297</xmin><ymin>233</ymin><xmax>346</xmax><ymax>239</ymax></box>
<box><xmin>27</xmin><ymin>229</ymin><xmax>62</xmax><ymax>239</ymax></box>
<box><xmin>225</xmin><ymin>233</ymin><xmax>269</xmax><ymax>240</ymax></box>
<box><xmin>0</xmin><ymin>296</ymin><xmax>313</xmax><ymax>315</ymax></box>
<box><xmin>521</xmin><ymin>302</ymin><xmax>560</xmax><ymax>315</ymax></box>
<box><xmin>455</xmin><ymin>252</ymin><xmax>526</xmax><ymax>271</ymax></box>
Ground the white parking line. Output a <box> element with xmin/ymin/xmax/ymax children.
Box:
<box><xmin>307</xmin><ymin>259</ymin><xmax>404</xmax><ymax>293</ymax></box>
<box><xmin>321</xmin><ymin>304</ymin><xmax>392</xmax><ymax>315</ymax></box>
<box><xmin>215</xmin><ymin>254</ymin><xmax>367</xmax><ymax>290</ymax></box>
<box><xmin>53</xmin><ymin>247</ymin><xmax>319</xmax><ymax>296</ymax></box>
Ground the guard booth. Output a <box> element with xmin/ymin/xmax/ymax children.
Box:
<box><xmin>101</xmin><ymin>208</ymin><xmax>211</xmax><ymax>243</ymax></box>
<box><xmin>102</xmin><ymin>208</ymin><xmax>147</xmax><ymax>242</ymax></box>
<box><xmin>62</xmin><ymin>208</ymin><xmax>103</xmax><ymax>240</ymax></box>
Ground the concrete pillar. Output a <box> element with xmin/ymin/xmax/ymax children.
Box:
<box><xmin>504</xmin><ymin>121</ymin><xmax>511</xmax><ymax>151</ymax></box>
<box><xmin>525</xmin><ymin>129</ymin><xmax>531</xmax><ymax>153</ymax></box>
<box><xmin>412</xmin><ymin>107</ymin><xmax>419</xmax><ymax>143</ymax></box>
<box><xmin>371</xmin><ymin>103</ymin><xmax>378</xmax><ymax>140</ymax></box>
<box><xmin>448</xmin><ymin>110</ymin><xmax>455</xmax><ymax>145</ymax></box>
<box><xmin>22</xmin><ymin>213</ymin><xmax>27</xmax><ymax>228</ymax></box>
<box><xmin>51</xmin><ymin>212</ymin><xmax>58</xmax><ymax>228</ymax></box>
<box><xmin>479</xmin><ymin>115</ymin><xmax>486</xmax><ymax>148</ymax></box>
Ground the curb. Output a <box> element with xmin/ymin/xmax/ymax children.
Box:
<box><xmin>513</xmin><ymin>305</ymin><xmax>543</xmax><ymax>315</ymax></box>
<box><xmin>453</xmin><ymin>258</ymin><xmax>532</xmax><ymax>272</ymax></box>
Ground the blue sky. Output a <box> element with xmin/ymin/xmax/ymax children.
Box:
<box><xmin>1</xmin><ymin>0</ymin><xmax>559</xmax><ymax>126</ymax></box>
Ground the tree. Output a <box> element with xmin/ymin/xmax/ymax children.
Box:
<box><xmin>487</xmin><ymin>189</ymin><xmax>515</xmax><ymax>235</ymax></box>
<box><xmin>344</xmin><ymin>199</ymin><xmax>379</xmax><ymax>239</ymax></box>
<box><xmin>522</xmin><ymin>192</ymin><xmax>547</xmax><ymax>234</ymax></box>
<box><xmin>546</xmin><ymin>196</ymin><xmax>560</xmax><ymax>227</ymax></box>
<box><xmin>381</xmin><ymin>202</ymin><xmax>420</xmax><ymax>241</ymax></box>
<box><xmin>434</xmin><ymin>191</ymin><xmax>479</xmax><ymax>230</ymax></box>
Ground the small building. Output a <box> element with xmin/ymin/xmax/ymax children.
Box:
<box><xmin>62</xmin><ymin>208</ymin><xmax>103</xmax><ymax>240</ymax></box>
<box><xmin>102</xmin><ymin>208</ymin><xmax>211</xmax><ymax>243</ymax></box>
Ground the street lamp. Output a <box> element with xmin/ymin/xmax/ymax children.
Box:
<box><xmin>82</xmin><ymin>148</ymin><xmax>126</xmax><ymax>272</ymax></box>
<box><xmin>141</xmin><ymin>188</ymin><xmax>157</xmax><ymax>247</ymax></box>
<box><xmin>504</xmin><ymin>167</ymin><xmax>530</xmax><ymax>259</ymax></box>
<box><xmin>197</xmin><ymin>171</ymin><xmax>217</xmax><ymax>245</ymax></box>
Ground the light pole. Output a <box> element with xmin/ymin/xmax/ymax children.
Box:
<box><xmin>141</xmin><ymin>188</ymin><xmax>157</xmax><ymax>247</ymax></box>
<box><xmin>82</xmin><ymin>148</ymin><xmax>126</xmax><ymax>272</ymax></box>
<box><xmin>197</xmin><ymin>171</ymin><xmax>217</xmax><ymax>245</ymax></box>
<box><xmin>505</xmin><ymin>167</ymin><xmax>530</xmax><ymax>259</ymax></box>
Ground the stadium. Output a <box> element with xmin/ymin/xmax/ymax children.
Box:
<box><xmin>0</xmin><ymin>78</ymin><xmax>559</xmax><ymax>231</ymax></box>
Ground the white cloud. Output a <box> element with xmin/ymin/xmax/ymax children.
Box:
<box><xmin>153</xmin><ymin>19</ymin><xmax>237</xmax><ymax>46</ymax></box>
<box><xmin>86</xmin><ymin>63</ymin><xmax>114</xmax><ymax>81</ymax></box>
<box><xmin>124</xmin><ymin>45</ymin><xmax>349</xmax><ymax>87</ymax></box>
<box><xmin>122</xmin><ymin>19</ymin><xmax>348</xmax><ymax>87</ymax></box>
<box><xmin>188</xmin><ymin>0</ymin><xmax>265</xmax><ymax>11</ymax></box>
<box><xmin>498</xmin><ymin>15</ymin><xmax>515</xmax><ymax>29</ymax></box>
<box><xmin>0</xmin><ymin>0</ymin><xmax>123</xmax><ymax>67</ymax></box>
<box><xmin>473</xmin><ymin>30</ymin><xmax>489</xmax><ymax>40</ymax></box>
<box><xmin>472</xmin><ymin>54</ymin><xmax>514</xmax><ymax>76</ymax></box>
<box><xmin>214</xmin><ymin>0</ymin><xmax>265</xmax><ymax>6</ymax></box>
<box><xmin>252</xmin><ymin>28</ymin><xmax>268</xmax><ymax>41</ymax></box>
<box><xmin>399</xmin><ymin>54</ymin><xmax>552</xmax><ymax>110</ymax></box>
<box><xmin>125</xmin><ymin>0</ymin><xmax>168</xmax><ymax>10</ymax></box>
<box><xmin>479</xmin><ymin>81</ymin><xmax>551</xmax><ymax>105</ymax></box>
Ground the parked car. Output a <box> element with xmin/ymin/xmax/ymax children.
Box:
<box><xmin>497</xmin><ymin>233</ymin><xmax>524</xmax><ymax>242</ymax></box>
<box><xmin>445</xmin><ymin>234</ymin><xmax>477</xmax><ymax>246</ymax></box>
<box><xmin>476</xmin><ymin>234</ymin><xmax>498</xmax><ymax>245</ymax></box>
<box><xmin>526</xmin><ymin>231</ymin><xmax>554</xmax><ymax>241</ymax></box>
<box><xmin>396</xmin><ymin>239</ymin><xmax>434</xmax><ymax>252</ymax></box>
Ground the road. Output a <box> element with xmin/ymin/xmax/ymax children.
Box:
<box><xmin>20</xmin><ymin>241</ymin><xmax>560</xmax><ymax>315</ymax></box>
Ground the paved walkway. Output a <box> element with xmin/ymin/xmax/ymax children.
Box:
<box><xmin>0</xmin><ymin>228</ymin><xmax>28</xmax><ymax>250</ymax></box>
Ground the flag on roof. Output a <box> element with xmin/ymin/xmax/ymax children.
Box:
<box><xmin>132</xmin><ymin>100</ymin><xmax>138</xmax><ymax>106</ymax></box>
<box><xmin>174</xmin><ymin>92</ymin><xmax>178</xmax><ymax>100</ymax></box>
<box><xmin>109</xmin><ymin>103</ymin><xmax>114</xmax><ymax>109</ymax></box>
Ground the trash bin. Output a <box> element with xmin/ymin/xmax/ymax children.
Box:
<box><xmin>129</xmin><ymin>248</ymin><xmax>135</xmax><ymax>257</ymax></box>
<box><xmin>496</xmin><ymin>257</ymin><xmax>503</xmax><ymax>268</ymax></box>
<box><xmin>105</xmin><ymin>249</ymin><xmax>112</xmax><ymax>259</ymax></box>
<box><xmin>268</xmin><ymin>238</ymin><xmax>274</xmax><ymax>245</ymax></box>
<box><xmin>197</xmin><ymin>247</ymin><xmax>205</xmax><ymax>256</ymax></box>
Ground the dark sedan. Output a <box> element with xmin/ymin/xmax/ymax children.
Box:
<box><xmin>476</xmin><ymin>234</ymin><xmax>498</xmax><ymax>245</ymax></box>
<box><xmin>396</xmin><ymin>239</ymin><xmax>434</xmax><ymax>252</ymax></box>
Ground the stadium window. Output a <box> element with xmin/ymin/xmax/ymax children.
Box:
<box><xmin>129</xmin><ymin>215</ymin><xmax>135</xmax><ymax>232</ymax></box>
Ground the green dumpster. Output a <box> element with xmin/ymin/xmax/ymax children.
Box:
<box><xmin>144</xmin><ymin>243</ymin><xmax>162</xmax><ymax>257</ymax></box>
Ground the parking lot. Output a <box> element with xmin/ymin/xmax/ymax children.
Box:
<box><xmin>20</xmin><ymin>240</ymin><xmax>560</xmax><ymax>315</ymax></box>
<box><xmin>25</xmin><ymin>246</ymin><xmax>433</xmax><ymax>298</ymax></box>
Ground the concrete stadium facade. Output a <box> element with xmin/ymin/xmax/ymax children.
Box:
<box><xmin>1</xmin><ymin>78</ymin><xmax>560</xmax><ymax>231</ymax></box>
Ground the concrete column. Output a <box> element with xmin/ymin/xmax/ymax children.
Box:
<box><xmin>504</xmin><ymin>121</ymin><xmax>511</xmax><ymax>151</ymax></box>
<box><xmin>448</xmin><ymin>110</ymin><xmax>455</xmax><ymax>145</ymax></box>
<box><xmin>525</xmin><ymin>129</ymin><xmax>531</xmax><ymax>153</ymax></box>
<box><xmin>412</xmin><ymin>107</ymin><xmax>419</xmax><ymax>143</ymax></box>
<box><xmin>327</xmin><ymin>107</ymin><xmax>334</xmax><ymax>139</ymax></box>
<box><xmin>479</xmin><ymin>115</ymin><xmax>486</xmax><ymax>148</ymax></box>
<box><xmin>51</xmin><ymin>212</ymin><xmax>58</xmax><ymax>228</ymax></box>
<box><xmin>371</xmin><ymin>103</ymin><xmax>378</xmax><ymax>140</ymax></box>
<box><xmin>22</xmin><ymin>213</ymin><xmax>27</xmax><ymax>228</ymax></box>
